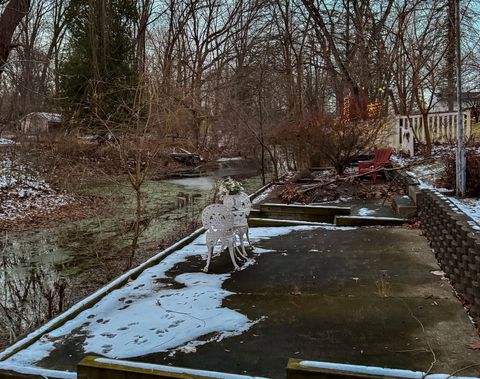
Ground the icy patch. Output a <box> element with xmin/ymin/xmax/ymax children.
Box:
<box><xmin>2</xmin><ymin>225</ymin><xmax>328</xmax><ymax>371</ymax></box>
<box><xmin>251</xmin><ymin>247</ymin><xmax>274</xmax><ymax>255</ymax></box>
<box><xmin>298</xmin><ymin>360</ymin><xmax>473</xmax><ymax>379</ymax></box>
<box><xmin>217</xmin><ymin>157</ymin><xmax>243</xmax><ymax>162</ymax></box>
<box><xmin>0</xmin><ymin>138</ymin><xmax>15</xmax><ymax>145</ymax></box>
<box><xmin>357</xmin><ymin>208</ymin><xmax>376</xmax><ymax>216</ymax></box>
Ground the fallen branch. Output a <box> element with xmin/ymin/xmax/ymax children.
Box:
<box><xmin>400</xmin><ymin>300</ymin><xmax>437</xmax><ymax>376</ymax></box>
<box><xmin>445</xmin><ymin>363</ymin><xmax>480</xmax><ymax>379</ymax></box>
<box><xmin>299</xmin><ymin>158</ymin><xmax>434</xmax><ymax>194</ymax></box>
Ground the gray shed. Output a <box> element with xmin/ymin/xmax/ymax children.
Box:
<box><xmin>20</xmin><ymin>112</ymin><xmax>63</xmax><ymax>134</ymax></box>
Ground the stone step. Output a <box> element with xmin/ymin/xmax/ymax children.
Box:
<box><xmin>259</xmin><ymin>203</ymin><xmax>351</xmax><ymax>215</ymax></box>
<box><xmin>408</xmin><ymin>184</ymin><xmax>424</xmax><ymax>204</ymax></box>
<box><xmin>392</xmin><ymin>195</ymin><xmax>417</xmax><ymax>218</ymax></box>
<box><xmin>253</xmin><ymin>203</ymin><xmax>351</xmax><ymax>223</ymax></box>
<box><xmin>334</xmin><ymin>215</ymin><xmax>407</xmax><ymax>226</ymax></box>
<box><xmin>249</xmin><ymin>209</ymin><xmax>265</xmax><ymax>217</ymax></box>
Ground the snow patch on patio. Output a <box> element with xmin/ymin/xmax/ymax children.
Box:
<box><xmin>357</xmin><ymin>207</ymin><xmax>376</xmax><ymax>216</ymax></box>
<box><xmin>2</xmin><ymin>225</ymin><xmax>336</xmax><ymax>372</ymax></box>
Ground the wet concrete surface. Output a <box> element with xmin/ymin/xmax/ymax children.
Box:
<box><xmin>135</xmin><ymin>227</ymin><xmax>480</xmax><ymax>378</ymax></box>
<box><xmin>14</xmin><ymin>226</ymin><xmax>480</xmax><ymax>378</ymax></box>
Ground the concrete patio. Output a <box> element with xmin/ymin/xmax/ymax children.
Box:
<box><xmin>1</xmin><ymin>225</ymin><xmax>479</xmax><ymax>378</ymax></box>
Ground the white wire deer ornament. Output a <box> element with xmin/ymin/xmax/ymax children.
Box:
<box><xmin>201</xmin><ymin>204</ymin><xmax>239</xmax><ymax>272</ymax></box>
<box><xmin>223</xmin><ymin>192</ymin><xmax>253</xmax><ymax>259</ymax></box>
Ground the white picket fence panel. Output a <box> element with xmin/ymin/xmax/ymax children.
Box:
<box><xmin>392</xmin><ymin>111</ymin><xmax>472</xmax><ymax>155</ymax></box>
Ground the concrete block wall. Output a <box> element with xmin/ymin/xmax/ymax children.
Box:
<box><xmin>417</xmin><ymin>190</ymin><xmax>480</xmax><ymax>320</ymax></box>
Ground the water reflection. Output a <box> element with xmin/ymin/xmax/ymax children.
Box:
<box><xmin>1</xmin><ymin>159</ymin><xmax>264</xmax><ymax>283</ymax></box>
<box><xmin>0</xmin><ymin>233</ymin><xmax>72</xmax><ymax>344</ymax></box>
<box><xmin>165</xmin><ymin>177</ymin><xmax>215</xmax><ymax>191</ymax></box>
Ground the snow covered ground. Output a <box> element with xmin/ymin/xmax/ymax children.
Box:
<box><xmin>0</xmin><ymin>225</ymin><xmax>349</xmax><ymax>377</ymax></box>
<box><xmin>0</xmin><ymin>157</ymin><xmax>73</xmax><ymax>221</ymax></box>
<box><xmin>448</xmin><ymin>197</ymin><xmax>480</xmax><ymax>226</ymax></box>
<box><xmin>396</xmin><ymin>149</ymin><xmax>480</xmax><ymax>225</ymax></box>
<box><xmin>252</xmin><ymin>184</ymin><xmax>276</xmax><ymax>204</ymax></box>
<box><xmin>0</xmin><ymin>138</ymin><xmax>15</xmax><ymax>145</ymax></box>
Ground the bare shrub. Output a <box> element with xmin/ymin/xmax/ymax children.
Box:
<box><xmin>442</xmin><ymin>151</ymin><xmax>480</xmax><ymax>197</ymax></box>
<box><xmin>277</xmin><ymin>112</ymin><xmax>388</xmax><ymax>174</ymax></box>
<box><xmin>279</xmin><ymin>184</ymin><xmax>307</xmax><ymax>204</ymax></box>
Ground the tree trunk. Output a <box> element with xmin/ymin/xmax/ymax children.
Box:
<box><xmin>0</xmin><ymin>0</ymin><xmax>30</xmax><ymax>79</ymax></box>
<box><xmin>127</xmin><ymin>183</ymin><xmax>142</xmax><ymax>270</ymax></box>
<box><xmin>422</xmin><ymin>113</ymin><xmax>432</xmax><ymax>156</ymax></box>
<box><xmin>126</xmin><ymin>149</ymin><xmax>143</xmax><ymax>270</ymax></box>
<box><xmin>260</xmin><ymin>133</ymin><xmax>266</xmax><ymax>185</ymax></box>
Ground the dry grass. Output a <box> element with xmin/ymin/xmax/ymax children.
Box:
<box><xmin>472</xmin><ymin>122</ymin><xmax>480</xmax><ymax>138</ymax></box>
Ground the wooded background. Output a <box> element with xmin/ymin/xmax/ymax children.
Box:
<box><xmin>0</xmin><ymin>0</ymin><xmax>478</xmax><ymax>156</ymax></box>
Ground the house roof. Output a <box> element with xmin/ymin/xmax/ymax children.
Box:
<box><xmin>23</xmin><ymin>112</ymin><xmax>62</xmax><ymax>123</ymax></box>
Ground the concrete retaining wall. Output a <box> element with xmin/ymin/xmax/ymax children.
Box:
<box><xmin>417</xmin><ymin>190</ymin><xmax>480</xmax><ymax>320</ymax></box>
<box><xmin>78</xmin><ymin>356</ymin><xmax>268</xmax><ymax>379</ymax></box>
<box><xmin>286</xmin><ymin>359</ymin><xmax>479</xmax><ymax>379</ymax></box>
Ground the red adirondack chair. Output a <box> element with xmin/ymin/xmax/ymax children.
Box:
<box><xmin>358</xmin><ymin>148</ymin><xmax>393</xmax><ymax>184</ymax></box>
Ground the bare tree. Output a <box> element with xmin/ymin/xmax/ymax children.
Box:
<box><xmin>301</xmin><ymin>0</ymin><xmax>395</xmax><ymax>116</ymax></box>
<box><xmin>95</xmin><ymin>76</ymin><xmax>161</xmax><ymax>269</ymax></box>
<box><xmin>398</xmin><ymin>1</ymin><xmax>450</xmax><ymax>155</ymax></box>
<box><xmin>0</xmin><ymin>0</ymin><xmax>30</xmax><ymax>79</ymax></box>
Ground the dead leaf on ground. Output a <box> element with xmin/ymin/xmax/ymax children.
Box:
<box><xmin>467</xmin><ymin>341</ymin><xmax>480</xmax><ymax>350</ymax></box>
<box><xmin>290</xmin><ymin>286</ymin><xmax>302</xmax><ymax>296</ymax></box>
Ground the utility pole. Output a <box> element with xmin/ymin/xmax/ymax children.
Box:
<box><xmin>456</xmin><ymin>0</ymin><xmax>466</xmax><ymax>197</ymax></box>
